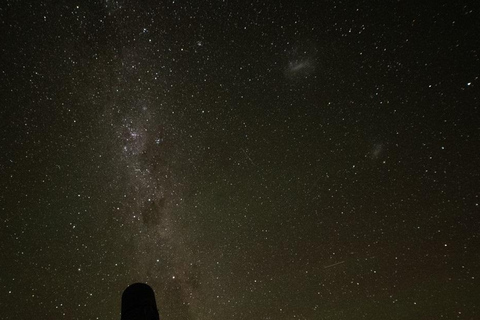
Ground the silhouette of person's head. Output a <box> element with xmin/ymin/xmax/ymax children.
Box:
<box><xmin>121</xmin><ymin>283</ymin><xmax>160</xmax><ymax>320</ymax></box>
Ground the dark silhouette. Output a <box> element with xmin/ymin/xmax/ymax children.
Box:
<box><xmin>121</xmin><ymin>283</ymin><xmax>160</xmax><ymax>320</ymax></box>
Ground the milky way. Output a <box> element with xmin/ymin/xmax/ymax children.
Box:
<box><xmin>106</xmin><ymin>96</ymin><xmax>202</xmax><ymax>317</ymax></box>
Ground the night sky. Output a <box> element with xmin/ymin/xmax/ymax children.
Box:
<box><xmin>1</xmin><ymin>1</ymin><xmax>479</xmax><ymax>319</ymax></box>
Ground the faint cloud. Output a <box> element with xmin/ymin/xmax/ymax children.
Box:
<box><xmin>284</xmin><ymin>39</ymin><xmax>318</xmax><ymax>80</ymax></box>
<box><xmin>369</xmin><ymin>143</ymin><xmax>384</xmax><ymax>160</ymax></box>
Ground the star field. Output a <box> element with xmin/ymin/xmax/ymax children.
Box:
<box><xmin>1</xmin><ymin>1</ymin><xmax>479</xmax><ymax>319</ymax></box>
